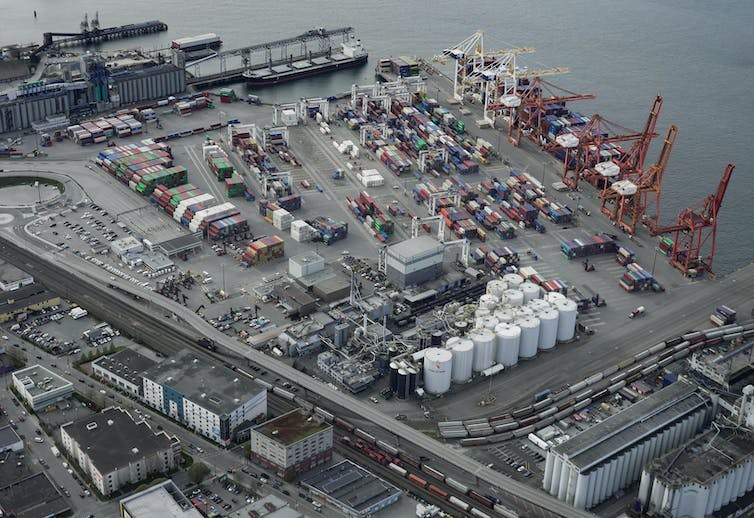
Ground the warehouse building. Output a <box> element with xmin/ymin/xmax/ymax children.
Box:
<box><xmin>61</xmin><ymin>407</ymin><xmax>178</xmax><ymax>496</ymax></box>
<box><xmin>12</xmin><ymin>364</ymin><xmax>73</xmax><ymax>411</ymax></box>
<box><xmin>142</xmin><ymin>350</ymin><xmax>267</xmax><ymax>445</ymax></box>
<box><xmin>0</xmin><ymin>283</ymin><xmax>61</xmax><ymax>323</ymax></box>
<box><xmin>249</xmin><ymin>409</ymin><xmax>333</xmax><ymax>479</ymax></box>
<box><xmin>288</xmin><ymin>252</ymin><xmax>325</xmax><ymax>279</ymax></box>
<box><xmin>0</xmin><ymin>426</ymin><xmax>23</xmax><ymax>454</ymax></box>
<box><xmin>0</xmin><ymin>260</ymin><xmax>33</xmax><ymax>292</ymax></box>
<box><xmin>92</xmin><ymin>348</ymin><xmax>156</xmax><ymax>396</ymax></box>
<box><xmin>272</xmin><ymin>283</ymin><xmax>317</xmax><ymax>318</ymax></box>
<box><xmin>385</xmin><ymin>236</ymin><xmax>444</xmax><ymax>288</ymax></box>
<box><xmin>638</xmin><ymin>424</ymin><xmax>754</xmax><ymax>518</ymax></box>
<box><xmin>302</xmin><ymin>460</ymin><xmax>401</xmax><ymax>518</ymax></box>
<box><xmin>119</xmin><ymin>479</ymin><xmax>201</xmax><ymax>518</ymax></box>
<box><xmin>543</xmin><ymin>380</ymin><xmax>713</xmax><ymax>510</ymax></box>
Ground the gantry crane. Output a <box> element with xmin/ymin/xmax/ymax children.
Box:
<box><xmin>656</xmin><ymin>163</ymin><xmax>734</xmax><ymax>276</ymax></box>
<box><xmin>549</xmin><ymin>96</ymin><xmax>662</xmax><ymax>190</ymax></box>
<box><xmin>506</xmin><ymin>78</ymin><xmax>595</xmax><ymax>147</ymax></box>
<box><xmin>432</xmin><ymin>31</ymin><xmax>486</xmax><ymax>102</ymax></box>
<box><xmin>598</xmin><ymin>125</ymin><xmax>678</xmax><ymax>235</ymax></box>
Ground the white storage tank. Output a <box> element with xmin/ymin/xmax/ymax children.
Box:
<box><xmin>528</xmin><ymin>299</ymin><xmax>550</xmax><ymax>313</ymax></box>
<box><xmin>515</xmin><ymin>306</ymin><xmax>534</xmax><ymax>319</ymax></box>
<box><xmin>470</xmin><ymin>328</ymin><xmax>496</xmax><ymax>372</ymax></box>
<box><xmin>554</xmin><ymin>299</ymin><xmax>578</xmax><ymax>342</ymax></box>
<box><xmin>520</xmin><ymin>282</ymin><xmax>541</xmax><ymax>303</ymax></box>
<box><xmin>482</xmin><ymin>316</ymin><xmax>499</xmax><ymax>331</ymax></box>
<box><xmin>537</xmin><ymin>309</ymin><xmax>559</xmax><ymax>350</ymax></box>
<box><xmin>445</xmin><ymin>336</ymin><xmax>461</xmax><ymax>349</ymax></box>
<box><xmin>474</xmin><ymin>308</ymin><xmax>491</xmax><ymax>319</ymax></box>
<box><xmin>518</xmin><ymin>316</ymin><xmax>541</xmax><ymax>359</ymax></box>
<box><xmin>494</xmin><ymin>308</ymin><xmax>516</xmax><ymax>324</ymax></box>
<box><xmin>389</xmin><ymin>362</ymin><xmax>400</xmax><ymax>391</ymax></box>
<box><xmin>423</xmin><ymin>348</ymin><xmax>453</xmax><ymax>394</ymax></box>
<box><xmin>504</xmin><ymin>289</ymin><xmax>524</xmax><ymax>307</ymax></box>
<box><xmin>503</xmin><ymin>273</ymin><xmax>524</xmax><ymax>288</ymax></box>
<box><xmin>479</xmin><ymin>294</ymin><xmax>499</xmax><ymax>310</ymax></box>
<box><xmin>494</xmin><ymin>323</ymin><xmax>521</xmax><ymax>367</ymax></box>
<box><xmin>544</xmin><ymin>292</ymin><xmax>566</xmax><ymax>304</ymax></box>
<box><xmin>451</xmin><ymin>339</ymin><xmax>474</xmax><ymax>383</ymax></box>
<box><xmin>486</xmin><ymin>279</ymin><xmax>507</xmax><ymax>298</ymax></box>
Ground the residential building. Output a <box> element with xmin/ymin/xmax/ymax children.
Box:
<box><xmin>142</xmin><ymin>350</ymin><xmax>267</xmax><ymax>445</ymax></box>
<box><xmin>61</xmin><ymin>407</ymin><xmax>177</xmax><ymax>497</ymax></box>
<box><xmin>12</xmin><ymin>364</ymin><xmax>73</xmax><ymax>411</ymax></box>
<box><xmin>120</xmin><ymin>479</ymin><xmax>201</xmax><ymax>518</ymax></box>
<box><xmin>92</xmin><ymin>348</ymin><xmax>156</xmax><ymax>396</ymax></box>
<box><xmin>249</xmin><ymin>409</ymin><xmax>333</xmax><ymax>478</ymax></box>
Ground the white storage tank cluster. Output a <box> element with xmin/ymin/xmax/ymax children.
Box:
<box><xmin>553</xmin><ymin>298</ymin><xmax>578</xmax><ymax>342</ymax></box>
<box><xmin>423</xmin><ymin>348</ymin><xmax>453</xmax><ymax>394</ymax></box>
<box><xmin>482</xmin><ymin>316</ymin><xmax>499</xmax><ymax>331</ymax></box>
<box><xmin>486</xmin><ymin>279</ymin><xmax>507</xmax><ymax>298</ymax></box>
<box><xmin>494</xmin><ymin>308</ymin><xmax>516</xmax><ymax>324</ymax></box>
<box><xmin>450</xmin><ymin>339</ymin><xmax>474</xmax><ymax>383</ymax></box>
<box><xmin>504</xmin><ymin>289</ymin><xmax>524</xmax><ymax>307</ymax></box>
<box><xmin>494</xmin><ymin>323</ymin><xmax>521</xmax><ymax>367</ymax></box>
<box><xmin>521</xmin><ymin>281</ymin><xmax>541</xmax><ymax>303</ymax></box>
<box><xmin>503</xmin><ymin>273</ymin><xmax>523</xmax><ymax>288</ymax></box>
<box><xmin>479</xmin><ymin>294</ymin><xmax>499</xmax><ymax>310</ymax></box>
<box><xmin>517</xmin><ymin>316</ymin><xmax>541</xmax><ymax>359</ymax></box>
<box><xmin>537</xmin><ymin>308</ymin><xmax>559</xmax><ymax>350</ymax></box>
<box><xmin>515</xmin><ymin>306</ymin><xmax>534</xmax><ymax>319</ymax></box>
<box><xmin>528</xmin><ymin>298</ymin><xmax>550</xmax><ymax>313</ymax></box>
<box><xmin>545</xmin><ymin>291</ymin><xmax>566</xmax><ymax>304</ymax></box>
<box><xmin>470</xmin><ymin>328</ymin><xmax>496</xmax><ymax>372</ymax></box>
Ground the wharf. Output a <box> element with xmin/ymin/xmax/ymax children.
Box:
<box><xmin>35</xmin><ymin>20</ymin><xmax>168</xmax><ymax>57</ymax></box>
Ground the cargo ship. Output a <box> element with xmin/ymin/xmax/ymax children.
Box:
<box><xmin>243</xmin><ymin>36</ymin><xmax>367</xmax><ymax>87</ymax></box>
<box><xmin>171</xmin><ymin>33</ymin><xmax>222</xmax><ymax>52</ymax></box>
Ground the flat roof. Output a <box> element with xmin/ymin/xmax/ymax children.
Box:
<box><xmin>0</xmin><ymin>284</ymin><xmax>57</xmax><ymax>314</ymax></box>
<box><xmin>0</xmin><ymin>426</ymin><xmax>21</xmax><ymax>450</ymax></box>
<box><xmin>0</xmin><ymin>260</ymin><xmax>31</xmax><ymax>285</ymax></box>
<box><xmin>303</xmin><ymin>460</ymin><xmax>400</xmax><ymax>512</ymax></box>
<box><xmin>253</xmin><ymin>410</ymin><xmax>330</xmax><ymax>446</ymax></box>
<box><xmin>553</xmin><ymin>381</ymin><xmax>706</xmax><ymax>472</ymax></box>
<box><xmin>237</xmin><ymin>494</ymin><xmax>309</xmax><ymax>518</ymax></box>
<box><xmin>647</xmin><ymin>426</ymin><xmax>754</xmax><ymax>487</ymax></box>
<box><xmin>289</xmin><ymin>251</ymin><xmax>325</xmax><ymax>267</ymax></box>
<box><xmin>61</xmin><ymin>407</ymin><xmax>173</xmax><ymax>474</ymax></box>
<box><xmin>387</xmin><ymin>236</ymin><xmax>444</xmax><ymax>263</ymax></box>
<box><xmin>143</xmin><ymin>350</ymin><xmax>266</xmax><ymax>415</ymax></box>
<box><xmin>12</xmin><ymin>364</ymin><xmax>72</xmax><ymax>397</ymax></box>
<box><xmin>156</xmin><ymin>234</ymin><xmax>202</xmax><ymax>255</ymax></box>
<box><xmin>120</xmin><ymin>479</ymin><xmax>202</xmax><ymax>518</ymax></box>
<box><xmin>92</xmin><ymin>348</ymin><xmax>156</xmax><ymax>386</ymax></box>
<box><xmin>273</xmin><ymin>284</ymin><xmax>317</xmax><ymax>308</ymax></box>
<box><xmin>0</xmin><ymin>472</ymin><xmax>69</xmax><ymax>518</ymax></box>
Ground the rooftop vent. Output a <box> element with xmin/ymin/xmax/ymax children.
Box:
<box><xmin>86</xmin><ymin>422</ymin><xmax>98</xmax><ymax>431</ymax></box>
<box><xmin>233</xmin><ymin>378</ymin><xmax>239</xmax><ymax>383</ymax></box>
<box><xmin>131</xmin><ymin>447</ymin><xmax>139</xmax><ymax>454</ymax></box>
<box><xmin>107</xmin><ymin>420</ymin><xmax>114</xmax><ymax>426</ymax></box>
<box><xmin>271</xmin><ymin>430</ymin><xmax>279</xmax><ymax>435</ymax></box>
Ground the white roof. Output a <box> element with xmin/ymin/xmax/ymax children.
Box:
<box><xmin>595</xmin><ymin>161</ymin><xmax>620</xmax><ymax>177</ymax></box>
<box><xmin>555</xmin><ymin>133</ymin><xmax>579</xmax><ymax>148</ymax></box>
<box><xmin>611</xmin><ymin>180</ymin><xmax>637</xmax><ymax>196</ymax></box>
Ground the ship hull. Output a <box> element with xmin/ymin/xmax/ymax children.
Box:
<box><xmin>244</xmin><ymin>55</ymin><xmax>368</xmax><ymax>86</ymax></box>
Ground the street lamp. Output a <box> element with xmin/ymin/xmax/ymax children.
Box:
<box><xmin>541</xmin><ymin>162</ymin><xmax>547</xmax><ymax>187</ymax></box>
<box><xmin>651</xmin><ymin>247</ymin><xmax>660</xmax><ymax>277</ymax></box>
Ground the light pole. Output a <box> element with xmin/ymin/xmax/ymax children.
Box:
<box><xmin>541</xmin><ymin>162</ymin><xmax>547</xmax><ymax>187</ymax></box>
<box><xmin>651</xmin><ymin>247</ymin><xmax>659</xmax><ymax>277</ymax></box>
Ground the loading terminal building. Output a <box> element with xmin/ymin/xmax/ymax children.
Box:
<box><xmin>543</xmin><ymin>380</ymin><xmax>713</xmax><ymax>510</ymax></box>
<box><xmin>385</xmin><ymin>236</ymin><xmax>444</xmax><ymax>289</ymax></box>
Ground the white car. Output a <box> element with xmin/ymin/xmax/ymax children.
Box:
<box><xmin>33</xmin><ymin>437</ymin><xmax>44</xmax><ymax>443</ymax></box>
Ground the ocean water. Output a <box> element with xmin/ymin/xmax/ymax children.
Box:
<box><xmin>2</xmin><ymin>0</ymin><xmax>752</xmax><ymax>273</ymax></box>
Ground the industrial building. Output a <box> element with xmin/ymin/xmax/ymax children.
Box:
<box><xmin>302</xmin><ymin>460</ymin><xmax>401</xmax><ymax>518</ymax></box>
<box><xmin>0</xmin><ymin>82</ymin><xmax>90</xmax><ymax>133</ymax></box>
<box><xmin>288</xmin><ymin>252</ymin><xmax>325</xmax><ymax>278</ymax></box>
<box><xmin>638</xmin><ymin>424</ymin><xmax>754</xmax><ymax>518</ymax></box>
<box><xmin>0</xmin><ymin>426</ymin><xmax>23</xmax><ymax>454</ymax></box>
<box><xmin>272</xmin><ymin>283</ymin><xmax>317</xmax><ymax>318</ymax></box>
<box><xmin>317</xmin><ymin>351</ymin><xmax>378</xmax><ymax>393</ymax></box>
<box><xmin>0</xmin><ymin>260</ymin><xmax>33</xmax><ymax>291</ymax></box>
<box><xmin>249</xmin><ymin>409</ymin><xmax>333</xmax><ymax>479</ymax></box>
<box><xmin>110</xmin><ymin>63</ymin><xmax>185</xmax><ymax>106</ymax></box>
<box><xmin>0</xmin><ymin>283</ymin><xmax>61</xmax><ymax>323</ymax></box>
<box><xmin>111</xmin><ymin>236</ymin><xmax>144</xmax><ymax>258</ymax></box>
<box><xmin>385</xmin><ymin>235</ymin><xmax>444</xmax><ymax>288</ymax></box>
<box><xmin>92</xmin><ymin>348</ymin><xmax>156</xmax><ymax>396</ymax></box>
<box><xmin>11</xmin><ymin>364</ymin><xmax>74</xmax><ymax>411</ymax></box>
<box><xmin>141</xmin><ymin>350</ymin><xmax>267</xmax><ymax>445</ymax></box>
<box><xmin>232</xmin><ymin>494</ymin><xmax>309</xmax><ymax>518</ymax></box>
<box><xmin>543</xmin><ymin>380</ymin><xmax>713</xmax><ymax>510</ymax></box>
<box><xmin>61</xmin><ymin>407</ymin><xmax>178</xmax><ymax>496</ymax></box>
<box><xmin>295</xmin><ymin>269</ymin><xmax>352</xmax><ymax>302</ymax></box>
<box><xmin>119</xmin><ymin>479</ymin><xmax>201</xmax><ymax>518</ymax></box>
<box><xmin>277</xmin><ymin>311</ymin><xmax>335</xmax><ymax>357</ymax></box>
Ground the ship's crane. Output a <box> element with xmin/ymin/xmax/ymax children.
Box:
<box><xmin>657</xmin><ymin>163</ymin><xmax>735</xmax><ymax>276</ymax></box>
<box><xmin>506</xmin><ymin>78</ymin><xmax>596</xmax><ymax>147</ymax></box>
<box><xmin>550</xmin><ymin>96</ymin><xmax>662</xmax><ymax>190</ymax></box>
<box><xmin>432</xmin><ymin>31</ymin><xmax>486</xmax><ymax>102</ymax></box>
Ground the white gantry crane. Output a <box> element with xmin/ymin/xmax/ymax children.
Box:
<box><xmin>432</xmin><ymin>31</ymin><xmax>486</xmax><ymax>102</ymax></box>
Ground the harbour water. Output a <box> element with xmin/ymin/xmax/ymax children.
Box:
<box><xmin>2</xmin><ymin>0</ymin><xmax>753</xmax><ymax>273</ymax></box>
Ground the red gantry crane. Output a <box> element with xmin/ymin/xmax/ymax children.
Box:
<box><xmin>506</xmin><ymin>78</ymin><xmax>595</xmax><ymax>147</ymax></box>
<box><xmin>653</xmin><ymin>163</ymin><xmax>734</xmax><ymax>276</ymax></box>
<box><xmin>549</xmin><ymin>96</ymin><xmax>663</xmax><ymax>190</ymax></box>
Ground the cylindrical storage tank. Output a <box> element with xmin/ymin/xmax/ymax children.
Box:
<box><xmin>520</xmin><ymin>281</ymin><xmax>541</xmax><ymax>303</ymax></box>
<box><xmin>470</xmin><ymin>328</ymin><xmax>496</xmax><ymax>372</ymax></box>
<box><xmin>397</xmin><ymin>368</ymin><xmax>408</xmax><ymax>399</ymax></box>
<box><xmin>455</xmin><ymin>321</ymin><xmax>469</xmax><ymax>336</ymax></box>
<box><xmin>537</xmin><ymin>309</ymin><xmax>559</xmax><ymax>350</ymax></box>
<box><xmin>504</xmin><ymin>289</ymin><xmax>524</xmax><ymax>307</ymax></box>
<box><xmin>389</xmin><ymin>362</ymin><xmax>399</xmax><ymax>391</ymax></box>
<box><xmin>554</xmin><ymin>299</ymin><xmax>578</xmax><ymax>342</ymax></box>
<box><xmin>423</xmin><ymin>348</ymin><xmax>453</xmax><ymax>394</ymax></box>
<box><xmin>445</xmin><ymin>336</ymin><xmax>461</xmax><ymax>349</ymax></box>
<box><xmin>479</xmin><ymin>294</ymin><xmax>499</xmax><ymax>310</ymax></box>
<box><xmin>518</xmin><ymin>317</ymin><xmax>541</xmax><ymax>359</ymax></box>
<box><xmin>474</xmin><ymin>317</ymin><xmax>485</xmax><ymax>330</ymax></box>
<box><xmin>482</xmin><ymin>316</ymin><xmax>499</xmax><ymax>331</ymax></box>
<box><xmin>528</xmin><ymin>299</ymin><xmax>550</xmax><ymax>313</ymax></box>
<box><xmin>474</xmin><ymin>308</ymin><xmax>491</xmax><ymax>319</ymax></box>
<box><xmin>494</xmin><ymin>308</ymin><xmax>516</xmax><ymax>324</ymax></box>
<box><xmin>407</xmin><ymin>367</ymin><xmax>418</xmax><ymax>395</ymax></box>
<box><xmin>431</xmin><ymin>331</ymin><xmax>444</xmax><ymax>347</ymax></box>
<box><xmin>515</xmin><ymin>306</ymin><xmax>534</xmax><ymax>319</ymax></box>
<box><xmin>451</xmin><ymin>339</ymin><xmax>474</xmax><ymax>383</ymax></box>
<box><xmin>495</xmin><ymin>323</ymin><xmax>521</xmax><ymax>367</ymax></box>
<box><xmin>544</xmin><ymin>291</ymin><xmax>566</xmax><ymax>304</ymax></box>
<box><xmin>503</xmin><ymin>273</ymin><xmax>524</xmax><ymax>288</ymax></box>
<box><xmin>486</xmin><ymin>279</ymin><xmax>507</xmax><ymax>298</ymax></box>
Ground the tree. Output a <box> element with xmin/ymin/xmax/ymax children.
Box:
<box><xmin>188</xmin><ymin>462</ymin><xmax>210</xmax><ymax>484</ymax></box>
